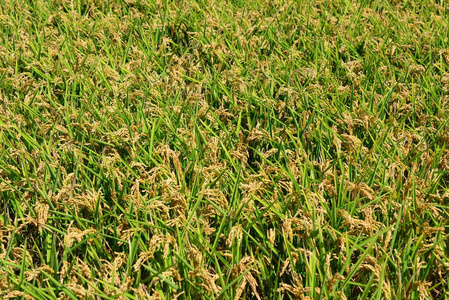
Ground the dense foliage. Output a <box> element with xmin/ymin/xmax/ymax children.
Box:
<box><xmin>0</xmin><ymin>0</ymin><xmax>448</xmax><ymax>299</ymax></box>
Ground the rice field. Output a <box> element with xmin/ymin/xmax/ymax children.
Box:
<box><xmin>0</xmin><ymin>0</ymin><xmax>448</xmax><ymax>299</ymax></box>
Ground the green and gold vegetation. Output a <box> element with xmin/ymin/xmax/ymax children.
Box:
<box><xmin>1</xmin><ymin>0</ymin><xmax>448</xmax><ymax>298</ymax></box>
